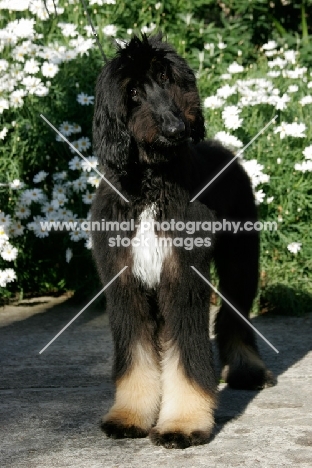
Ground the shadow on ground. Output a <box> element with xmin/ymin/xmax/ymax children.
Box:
<box><xmin>0</xmin><ymin>295</ymin><xmax>311</xmax><ymax>467</ymax></box>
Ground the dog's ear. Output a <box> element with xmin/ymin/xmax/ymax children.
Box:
<box><xmin>168</xmin><ymin>54</ymin><xmax>206</xmax><ymax>144</ymax></box>
<box><xmin>93</xmin><ymin>63</ymin><xmax>131</xmax><ymax>172</ymax></box>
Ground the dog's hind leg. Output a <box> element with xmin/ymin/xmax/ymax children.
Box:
<box><xmin>150</xmin><ymin>273</ymin><xmax>217</xmax><ymax>449</ymax></box>
<box><xmin>214</xmin><ymin>231</ymin><xmax>276</xmax><ymax>389</ymax></box>
<box><xmin>101</xmin><ymin>276</ymin><xmax>161</xmax><ymax>438</ymax></box>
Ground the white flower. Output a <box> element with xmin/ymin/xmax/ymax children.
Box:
<box><xmin>24</xmin><ymin>58</ymin><xmax>40</xmax><ymax>74</ymax></box>
<box><xmin>241</xmin><ymin>160</ymin><xmax>269</xmax><ymax>189</ymax></box>
<box><xmin>7</xmin><ymin>18</ymin><xmax>36</xmax><ymax>39</ymax></box>
<box><xmin>15</xmin><ymin>205</ymin><xmax>30</xmax><ymax>219</ymax></box>
<box><xmin>1</xmin><ymin>242</ymin><xmax>18</xmax><ymax>261</ymax></box>
<box><xmin>9</xmin><ymin>221</ymin><xmax>24</xmax><ymax>237</ymax></box>
<box><xmin>71</xmin><ymin>123</ymin><xmax>82</xmax><ymax>134</ymax></box>
<box><xmin>85</xmin><ymin>236</ymin><xmax>92</xmax><ymax>249</ymax></box>
<box><xmin>303</xmin><ymin>145</ymin><xmax>312</xmax><ymax>160</ymax></box>
<box><xmin>217</xmin><ymin>42</ymin><xmax>227</xmax><ymax>49</ymax></box>
<box><xmin>29</xmin><ymin>0</ymin><xmax>64</xmax><ymax>20</ymax></box>
<box><xmin>203</xmin><ymin>96</ymin><xmax>224</xmax><ymax>109</ymax></box>
<box><xmin>69</xmin><ymin>141</ymin><xmax>81</xmax><ymax>154</ymax></box>
<box><xmin>0</xmin><ymin>225</ymin><xmax>9</xmax><ymax>246</ymax></box>
<box><xmin>268</xmin><ymin>57</ymin><xmax>287</xmax><ymax>69</ymax></box>
<box><xmin>287</xmin><ymin>242</ymin><xmax>302</xmax><ymax>254</ymax></box>
<box><xmin>204</xmin><ymin>43</ymin><xmax>214</xmax><ymax>51</ymax></box>
<box><xmin>10</xmin><ymin>179</ymin><xmax>25</xmax><ymax>190</ymax></box>
<box><xmin>255</xmin><ymin>189</ymin><xmax>265</xmax><ymax>205</ymax></box>
<box><xmin>82</xmin><ymin>191</ymin><xmax>95</xmax><ymax>204</ymax></box>
<box><xmin>53</xmin><ymin>171</ymin><xmax>68</xmax><ymax>181</ymax></box>
<box><xmin>299</xmin><ymin>95</ymin><xmax>312</xmax><ymax>106</ymax></box>
<box><xmin>30</xmin><ymin>220</ymin><xmax>50</xmax><ymax>238</ymax></box>
<box><xmin>220</xmin><ymin>73</ymin><xmax>231</xmax><ymax>80</ymax></box>
<box><xmin>58</xmin><ymin>22</ymin><xmax>78</xmax><ymax>37</ymax></box>
<box><xmin>214</xmin><ymin>131</ymin><xmax>243</xmax><ymax>151</ymax></box>
<box><xmin>66</xmin><ymin>248</ymin><xmax>73</xmax><ymax>263</ymax></box>
<box><xmin>267</xmin><ymin>70</ymin><xmax>281</xmax><ymax>78</ymax></box>
<box><xmin>283</xmin><ymin>67</ymin><xmax>307</xmax><ymax>79</ymax></box>
<box><xmin>87</xmin><ymin>175</ymin><xmax>101</xmax><ymax>187</ymax></box>
<box><xmin>0</xmin><ymin>59</ymin><xmax>9</xmax><ymax>72</ymax></box>
<box><xmin>81</xmin><ymin>156</ymin><xmax>98</xmax><ymax>172</ymax></box>
<box><xmin>69</xmin><ymin>229</ymin><xmax>83</xmax><ymax>242</ymax></box>
<box><xmin>0</xmin><ymin>127</ymin><xmax>8</xmax><ymax>140</ymax></box>
<box><xmin>284</xmin><ymin>50</ymin><xmax>297</xmax><ymax>64</ymax></box>
<box><xmin>0</xmin><ymin>268</ymin><xmax>17</xmax><ymax>287</ymax></box>
<box><xmin>10</xmin><ymin>90</ymin><xmax>26</xmax><ymax>108</ymax></box>
<box><xmin>216</xmin><ymin>84</ymin><xmax>237</xmax><ymax>99</ymax></box>
<box><xmin>20</xmin><ymin>188</ymin><xmax>46</xmax><ymax>205</ymax></box>
<box><xmin>267</xmin><ymin>196</ymin><xmax>274</xmax><ymax>204</ymax></box>
<box><xmin>33</xmin><ymin>171</ymin><xmax>48</xmax><ymax>183</ymax></box>
<box><xmin>222</xmin><ymin>105</ymin><xmax>243</xmax><ymax>130</ymax></box>
<box><xmin>141</xmin><ymin>23</ymin><xmax>157</xmax><ymax>34</ymax></box>
<box><xmin>0</xmin><ymin>213</ymin><xmax>11</xmax><ymax>228</ymax></box>
<box><xmin>69</xmin><ymin>156</ymin><xmax>82</xmax><ymax>170</ymax></box>
<box><xmin>274</xmin><ymin>122</ymin><xmax>306</xmax><ymax>139</ymax></box>
<box><xmin>41</xmin><ymin>62</ymin><xmax>59</xmax><ymax>78</ymax></box>
<box><xmin>77</xmin><ymin>93</ymin><xmax>94</xmax><ymax>105</ymax></box>
<box><xmin>294</xmin><ymin>160</ymin><xmax>312</xmax><ymax>172</ymax></box>
<box><xmin>262</xmin><ymin>40</ymin><xmax>278</xmax><ymax>50</ymax></box>
<box><xmin>228</xmin><ymin>62</ymin><xmax>244</xmax><ymax>74</ymax></box>
<box><xmin>22</xmin><ymin>76</ymin><xmax>44</xmax><ymax>94</ymax></box>
<box><xmin>0</xmin><ymin>98</ymin><xmax>9</xmax><ymax>114</ymax></box>
<box><xmin>58</xmin><ymin>121</ymin><xmax>74</xmax><ymax>137</ymax></box>
<box><xmin>288</xmin><ymin>85</ymin><xmax>298</xmax><ymax>93</ymax></box>
<box><xmin>72</xmin><ymin>176</ymin><xmax>88</xmax><ymax>193</ymax></box>
<box><xmin>273</xmin><ymin>93</ymin><xmax>290</xmax><ymax>111</ymax></box>
<box><xmin>155</xmin><ymin>2</ymin><xmax>162</xmax><ymax>9</ymax></box>
<box><xmin>102</xmin><ymin>24</ymin><xmax>117</xmax><ymax>36</ymax></box>
<box><xmin>78</xmin><ymin>136</ymin><xmax>92</xmax><ymax>152</ymax></box>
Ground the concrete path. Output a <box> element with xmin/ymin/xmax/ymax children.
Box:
<box><xmin>0</xmin><ymin>295</ymin><xmax>311</xmax><ymax>467</ymax></box>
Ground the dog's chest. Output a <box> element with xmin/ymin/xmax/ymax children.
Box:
<box><xmin>132</xmin><ymin>204</ymin><xmax>172</xmax><ymax>288</ymax></box>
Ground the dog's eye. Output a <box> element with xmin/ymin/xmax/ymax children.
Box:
<box><xmin>160</xmin><ymin>73</ymin><xmax>168</xmax><ymax>82</ymax></box>
<box><xmin>130</xmin><ymin>88</ymin><xmax>138</xmax><ymax>98</ymax></box>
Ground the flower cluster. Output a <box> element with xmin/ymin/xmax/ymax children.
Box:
<box><xmin>0</xmin><ymin>1</ymin><xmax>96</xmax><ymax>113</ymax></box>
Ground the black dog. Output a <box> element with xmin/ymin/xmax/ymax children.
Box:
<box><xmin>91</xmin><ymin>34</ymin><xmax>275</xmax><ymax>449</ymax></box>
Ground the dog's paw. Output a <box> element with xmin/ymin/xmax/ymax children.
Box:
<box><xmin>101</xmin><ymin>419</ymin><xmax>148</xmax><ymax>439</ymax></box>
<box><xmin>150</xmin><ymin>428</ymin><xmax>211</xmax><ymax>449</ymax></box>
<box><xmin>222</xmin><ymin>359</ymin><xmax>276</xmax><ymax>390</ymax></box>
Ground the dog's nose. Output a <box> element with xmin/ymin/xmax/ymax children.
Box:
<box><xmin>163</xmin><ymin>120</ymin><xmax>185</xmax><ymax>139</ymax></box>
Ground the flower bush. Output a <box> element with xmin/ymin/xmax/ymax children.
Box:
<box><xmin>0</xmin><ymin>0</ymin><xmax>311</xmax><ymax>313</ymax></box>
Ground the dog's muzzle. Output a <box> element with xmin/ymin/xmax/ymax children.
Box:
<box><xmin>163</xmin><ymin>120</ymin><xmax>186</xmax><ymax>140</ymax></box>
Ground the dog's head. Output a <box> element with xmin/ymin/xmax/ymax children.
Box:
<box><xmin>93</xmin><ymin>33</ymin><xmax>205</xmax><ymax>171</ymax></box>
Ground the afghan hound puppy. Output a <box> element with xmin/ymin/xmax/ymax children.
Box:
<box><xmin>91</xmin><ymin>34</ymin><xmax>275</xmax><ymax>449</ymax></box>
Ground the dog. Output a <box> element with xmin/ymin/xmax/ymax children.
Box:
<box><xmin>91</xmin><ymin>33</ymin><xmax>275</xmax><ymax>449</ymax></box>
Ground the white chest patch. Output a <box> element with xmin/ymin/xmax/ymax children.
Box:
<box><xmin>132</xmin><ymin>204</ymin><xmax>172</xmax><ymax>288</ymax></box>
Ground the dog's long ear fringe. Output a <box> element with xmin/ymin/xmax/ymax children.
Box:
<box><xmin>93</xmin><ymin>66</ymin><xmax>131</xmax><ymax>172</ymax></box>
<box><xmin>191</xmin><ymin>107</ymin><xmax>206</xmax><ymax>143</ymax></box>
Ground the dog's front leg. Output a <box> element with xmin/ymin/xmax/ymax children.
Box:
<box><xmin>150</xmin><ymin>277</ymin><xmax>217</xmax><ymax>449</ymax></box>
<box><xmin>101</xmin><ymin>278</ymin><xmax>161</xmax><ymax>439</ymax></box>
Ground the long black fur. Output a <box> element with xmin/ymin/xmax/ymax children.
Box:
<box><xmin>91</xmin><ymin>34</ymin><xmax>275</xmax><ymax>449</ymax></box>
